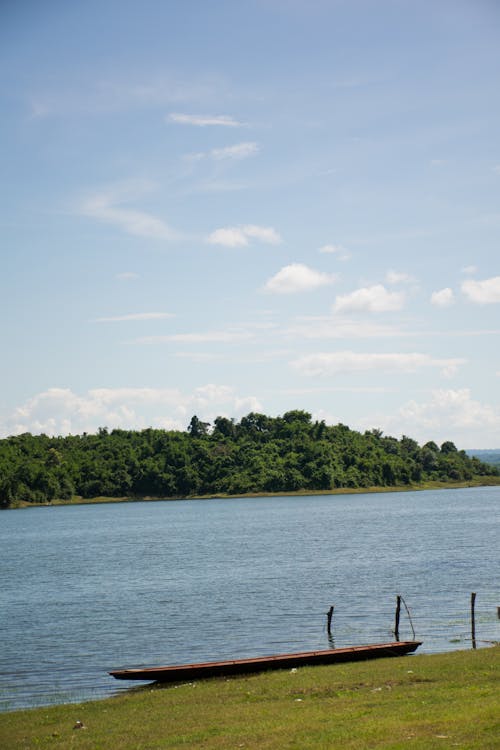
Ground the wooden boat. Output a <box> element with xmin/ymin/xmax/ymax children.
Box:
<box><xmin>109</xmin><ymin>640</ymin><xmax>422</xmax><ymax>682</ymax></box>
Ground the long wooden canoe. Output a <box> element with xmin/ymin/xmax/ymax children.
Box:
<box><xmin>109</xmin><ymin>640</ymin><xmax>422</xmax><ymax>682</ymax></box>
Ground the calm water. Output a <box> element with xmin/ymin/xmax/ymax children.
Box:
<box><xmin>1</xmin><ymin>487</ymin><xmax>499</xmax><ymax>712</ymax></box>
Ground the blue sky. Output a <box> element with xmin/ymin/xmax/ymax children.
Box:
<box><xmin>1</xmin><ymin>0</ymin><xmax>499</xmax><ymax>448</ymax></box>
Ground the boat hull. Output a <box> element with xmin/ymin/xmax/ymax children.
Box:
<box><xmin>109</xmin><ymin>641</ymin><xmax>422</xmax><ymax>682</ymax></box>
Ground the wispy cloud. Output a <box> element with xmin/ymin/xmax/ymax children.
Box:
<box><xmin>385</xmin><ymin>270</ymin><xmax>414</xmax><ymax>285</ymax></box>
<box><xmin>93</xmin><ymin>312</ymin><xmax>174</xmax><ymax>323</ymax></box>
<box><xmin>79</xmin><ymin>180</ymin><xmax>180</xmax><ymax>240</ymax></box>
<box><xmin>318</xmin><ymin>243</ymin><xmax>351</xmax><ymax>260</ymax></box>
<box><xmin>291</xmin><ymin>351</ymin><xmax>465</xmax><ymax>378</ymax></box>
<box><xmin>133</xmin><ymin>329</ymin><xmax>254</xmax><ymax>344</ymax></box>
<box><xmin>430</xmin><ymin>288</ymin><xmax>455</xmax><ymax>308</ymax></box>
<box><xmin>461</xmin><ymin>276</ymin><xmax>500</xmax><ymax>304</ymax></box>
<box><xmin>185</xmin><ymin>142</ymin><xmax>259</xmax><ymax>163</ymax></box>
<box><xmin>264</xmin><ymin>264</ymin><xmax>337</xmax><ymax>294</ymax></box>
<box><xmin>211</xmin><ymin>142</ymin><xmax>259</xmax><ymax>160</ymax></box>
<box><xmin>207</xmin><ymin>224</ymin><xmax>282</xmax><ymax>247</ymax></box>
<box><xmin>333</xmin><ymin>284</ymin><xmax>405</xmax><ymax>314</ymax></box>
<box><xmin>167</xmin><ymin>112</ymin><xmax>242</xmax><ymax>127</ymax></box>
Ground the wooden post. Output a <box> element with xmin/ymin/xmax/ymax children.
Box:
<box><xmin>326</xmin><ymin>606</ymin><xmax>334</xmax><ymax>636</ymax></box>
<box><xmin>394</xmin><ymin>595</ymin><xmax>401</xmax><ymax>641</ymax></box>
<box><xmin>497</xmin><ymin>606</ymin><xmax>500</xmax><ymax>620</ymax></box>
<box><xmin>471</xmin><ymin>592</ymin><xmax>477</xmax><ymax>649</ymax></box>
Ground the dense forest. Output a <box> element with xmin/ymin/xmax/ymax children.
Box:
<box><xmin>0</xmin><ymin>411</ymin><xmax>497</xmax><ymax>508</ymax></box>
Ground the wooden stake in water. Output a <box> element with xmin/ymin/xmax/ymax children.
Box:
<box><xmin>394</xmin><ymin>595</ymin><xmax>401</xmax><ymax>641</ymax></box>
<box><xmin>471</xmin><ymin>592</ymin><xmax>477</xmax><ymax>650</ymax></box>
<box><xmin>326</xmin><ymin>605</ymin><xmax>334</xmax><ymax>636</ymax></box>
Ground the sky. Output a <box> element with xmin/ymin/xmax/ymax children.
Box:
<box><xmin>1</xmin><ymin>0</ymin><xmax>499</xmax><ymax>449</ymax></box>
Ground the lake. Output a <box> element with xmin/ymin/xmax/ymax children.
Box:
<box><xmin>1</xmin><ymin>487</ymin><xmax>499</xmax><ymax>711</ymax></box>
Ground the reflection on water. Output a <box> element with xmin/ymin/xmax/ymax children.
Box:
<box><xmin>0</xmin><ymin>487</ymin><xmax>499</xmax><ymax>711</ymax></box>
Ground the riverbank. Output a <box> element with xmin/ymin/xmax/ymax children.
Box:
<box><xmin>9</xmin><ymin>475</ymin><xmax>500</xmax><ymax>509</ymax></box>
<box><xmin>1</xmin><ymin>647</ymin><xmax>498</xmax><ymax>748</ymax></box>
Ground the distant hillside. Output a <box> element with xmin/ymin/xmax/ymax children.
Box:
<box><xmin>466</xmin><ymin>449</ymin><xmax>500</xmax><ymax>469</ymax></box>
<box><xmin>1</xmin><ymin>411</ymin><xmax>499</xmax><ymax>509</ymax></box>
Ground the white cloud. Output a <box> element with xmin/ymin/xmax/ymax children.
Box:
<box><xmin>243</xmin><ymin>225</ymin><xmax>282</xmax><ymax>244</ymax></box>
<box><xmin>264</xmin><ymin>264</ymin><xmax>337</xmax><ymax>294</ymax></box>
<box><xmin>207</xmin><ymin>224</ymin><xmax>282</xmax><ymax>247</ymax></box>
<box><xmin>167</xmin><ymin>112</ymin><xmax>241</xmax><ymax>127</ymax></box>
<box><xmin>461</xmin><ymin>276</ymin><xmax>500</xmax><ymax>304</ymax></box>
<box><xmin>354</xmin><ymin>389</ymin><xmax>500</xmax><ymax>448</ymax></box>
<box><xmin>207</xmin><ymin>228</ymin><xmax>249</xmax><ymax>247</ymax></box>
<box><xmin>319</xmin><ymin>243</ymin><xmax>351</xmax><ymax>260</ymax></box>
<box><xmin>0</xmin><ymin>385</ymin><xmax>262</xmax><ymax>438</ymax></box>
<box><xmin>211</xmin><ymin>142</ymin><xmax>259</xmax><ymax>160</ymax></box>
<box><xmin>394</xmin><ymin>389</ymin><xmax>500</xmax><ymax>447</ymax></box>
<box><xmin>385</xmin><ymin>270</ymin><xmax>414</xmax><ymax>285</ymax></box>
<box><xmin>186</xmin><ymin>142</ymin><xmax>259</xmax><ymax>162</ymax></box>
<box><xmin>333</xmin><ymin>284</ymin><xmax>405</xmax><ymax>313</ymax></box>
<box><xmin>430</xmin><ymin>288</ymin><xmax>455</xmax><ymax>308</ymax></box>
<box><xmin>461</xmin><ymin>265</ymin><xmax>477</xmax><ymax>275</ymax></box>
<box><xmin>399</xmin><ymin>389</ymin><xmax>497</xmax><ymax>428</ymax></box>
<box><xmin>93</xmin><ymin>312</ymin><xmax>175</xmax><ymax>323</ymax></box>
<box><xmin>133</xmin><ymin>330</ymin><xmax>254</xmax><ymax>344</ymax></box>
<box><xmin>80</xmin><ymin>180</ymin><xmax>179</xmax><ymax>240</ymax></box>
<box><xmin>291</xmin><ymin>351</ymin><xmax>465</xmax><ymax>378</ymax></box>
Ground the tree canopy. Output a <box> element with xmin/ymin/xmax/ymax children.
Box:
<box><xmin>0</xmin><ymin>411</ymin><xmax>497</xmax><ymax>508</ymax></box>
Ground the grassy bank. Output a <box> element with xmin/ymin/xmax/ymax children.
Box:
<box><xmin>1</xmin><ymin>648</ymin><xmax>498</xmax><ymax>749</ymax></box>
<box><xmin>10</xmin><ymin>475</ymin><xmax>500</xmax><ymax>509</ymax></box>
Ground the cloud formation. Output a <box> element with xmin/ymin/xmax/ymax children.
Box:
<box><xmin>291</xmin><ymin>351</ymin><xmax>465</xmax><ymax>378</ymax></box>
<box><xmin>207</xmin><ymin>224</ymin><xmax>282</xmax><ymax>247</ymax></box>
<box><xmin>385</xmin><ymin>270</ymin><xmax>414</xmax><ymax>285</ymax></box>
<box><xmin>134</xmin><ymin>329</ymin><xmax>254</xmax><ymax>344</ymax></box>
<box><xmin>354</xmin><ymin>389</ymin><xmax>500</xmax><ymax>447</ymax></box>
<box><xmin>264</xmin><ymin>264</ymin><xmax>337</xmax><ymax>294</ymax></box>
<box><xmin>211</xmin><ymin>142</ymin><xmax>259</xmax><ymax>160</ymax></box>
<box><xmin>168</xmin><ymin>113</ymin><xmax>241</xmax><ymax>127</ymax></box>
<box><xmin>0</xmin><ymin>386</ymin><xmax>262</xmax><ymax>438</ymax></box>
<box><xmin>461</xmin><ymin>276</ymin><xmax>500</xmax><ymax>304</ymax></box>
<box><xmin>80</xmin><ymin>181</ymin><xmax>179</xmax><ymax>240</ymax></box>
<box><xmin>398</xmin><ymin>388</ymin><xmax>499</xmax><ymax>430</ymax></box>
<box><xmin>187</xmin><ymin>142</ymin><xmax>259</xmax><ymax>162</ymax></box>
<box><xmin>431</xmin><ymin>288</ymin><xmax>455</xmax><ymax>308</ymax></box>
<box><xmin>333</xmin><ymin>284</ymin><xmax>405</xmax><ymax>313</ymax></box>
<box><xmin>319</xmin><ymin>243</ymin><xmax>351</xmax><ymax>260</ymax></box>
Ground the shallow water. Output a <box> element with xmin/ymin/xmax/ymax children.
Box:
<box><xmin>1</xmin><ymin>487</ymin><xmax>499</xmax><ymax>711</ymax></box>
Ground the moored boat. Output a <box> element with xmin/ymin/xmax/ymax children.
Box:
<box><xmin>109</xmin><ymin>640</ymin><xmax>422</xmax><ymax>682</ymax></box>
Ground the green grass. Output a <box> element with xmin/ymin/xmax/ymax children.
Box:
<box><xmin>1</xmin><ymin>648</ymin><xmax>499</xmax><ymax>749</ymax></box>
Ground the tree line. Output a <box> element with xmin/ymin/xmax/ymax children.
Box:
<box><xmin>0</xmin><ymin>410</ymin><xmax>497</xmax><ymax>508</ymax></box>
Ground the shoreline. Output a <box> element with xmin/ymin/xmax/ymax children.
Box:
<box><xmin>9</xmin><ymin>475</ymin><xmax>500</xmax><ymax>509</ymax></box>
<box><xmin>1</xmin><ymin>647</ymin><xmax>498</xmax><ymax>748</ymax></box>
